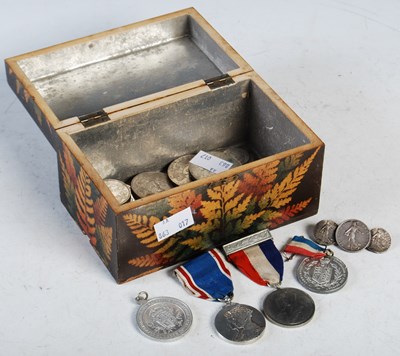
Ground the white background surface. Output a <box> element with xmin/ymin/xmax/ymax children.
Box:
<box><xmin>1</xmin><ymin>1</ymin><xmax>399</xmax><ymax>355</ymax></box>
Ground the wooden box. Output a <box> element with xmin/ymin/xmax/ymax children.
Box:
<box><xmin>5</xmin><ymin>8</ymin><xmax>324</xmax><ymax>283</ymax></box>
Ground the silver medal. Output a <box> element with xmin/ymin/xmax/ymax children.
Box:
<box><xmin>135</xmin><ymin>291</ymin><xmax>192</xmax><ymax>341</ymax></box>
<box><xmin>263</xmin><ymin>287</ymin><xmax>315</xmax><ymax>327</ymax></box>
<box><xmin>335</xmin><ymin>219</ymin><xmax>371</xmax><ymax>252</ymax></box>
<box><xmin>214</xmin><ymin>302</ymin><xmax>266</xmax><ymax>344</ymax></box>
<box><xmin>296</xmin><ymin>256</ymin><xmax>348</xmax><ymax>294</ymax></box>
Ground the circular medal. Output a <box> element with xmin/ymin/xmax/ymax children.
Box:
<box><xmin>313</xmin><ymin>220</ymin><xmax>337</xmax><ymax>246</ymax></box>
<box><xmin>167</xmin><ymin>154</ymin><xmax>194</xmax><ymax>186</ymax></box>
<box><xmin>214</xmin><ymin>303</ymin><xmax>266</xmax><ymax>343</ymax></box>
<box><xmin>130</xmin><ymin>172</ymin><xmax>175</xmax><ymax>198</ymax></box>
<box><xmin>189</xmin><ymin>151</ymin><xmax>240</xmax><ymax>180</ymax></box>
<box><xmin>104</xmin><ymin>178</ymin><xmax>131</xmax><ymax>205</ymax></box>
<box><xmin>335</xmin><ymin>219</ymin><xmax>371</xmax><ymax>252</ymax></box>
<box><xmin>367</xmin><ymin>228</ymin><xmax>391</xmax><ymax>253</ymax></box>
<box><xmin>296</xmin><ymin>256</ymin><xmax>348</xmax><ymax>294</ymax></box>
<box><xmin>135</xmin><ymin>292</ymin><xmax>192</xmax><ymax>341</ymax></box>
<box><xmin>263</xmin><ymin>288</ymin><xmax>315</xmax><ymax>327</ymax></box>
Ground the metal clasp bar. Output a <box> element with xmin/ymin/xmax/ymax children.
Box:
<box><xmin>223</xmin><ymin>229</ymin><xmax>273</xmax><ymax>256</ymax></box>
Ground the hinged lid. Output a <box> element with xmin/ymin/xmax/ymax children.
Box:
<box><xmin>205</xmin><ymin>74</ymin><xmax>235</xmax><ymax>89</ymax></box>
<box><xmin>79</xmin><ymin>110</ymin><xmax>111</xmax><ymax>128</ymax></box>
<box><xmin>6</xmin><ymin>8</ymin><xmax>253</xmax><ymax>141</ymax></box>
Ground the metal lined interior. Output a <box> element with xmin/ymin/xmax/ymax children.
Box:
<box><xmin>70</xmin><ymin>79</ymin><xmax>310</xmax><ymax>182</ymax></box>
<box><xmin>17</xmin><ymin>15</ymin><xmax>239</xmax><ymax>120</ymax></box>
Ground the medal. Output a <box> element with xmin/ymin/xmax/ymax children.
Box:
<box><xmin>284</xmin><ymin>235</ymin><xmax>348</xmax><ymax>294</ymax></box>
<box><xmin>224</xmin><ymin>230</ymin><xmax>315</xmax><ymax>328</ymax></box>
<box><xmin>135</xmin><ymin>291</ymin><xmax>193</xmax><ymax>341</ymax></box>
<box><xmin>263</xmin><ymin>287</ymin><xmax>315</xmax><ymax>327</ymax></box>
<box><xmin>175</xmin><ymin>249</ymin><xmax>265</xmax><ymax>344</ymax></box>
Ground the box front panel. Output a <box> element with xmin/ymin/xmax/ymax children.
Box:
<box><xmin>116</xmin><ymin>145</ymin><xmax>323</xmax><ymax>283</ymax></box>
<box><xmin>57</xmin><ymin>142</ymin><xmax>118</xmax><ymax>279</ymax></box>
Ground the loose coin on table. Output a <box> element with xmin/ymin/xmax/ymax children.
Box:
<box><xmin>104</xmin><ymin>178</ymin><xmax>131</xmax><ymax>205</ymax></box>
<box><xmin>367</xmin><ymin>227</ymin><xmax>391</xmax><ymax>253</ymax></box>
<box><xmin>135</xmin><ymin>291</ymin><xmax>192</xmax><ymax>341</ymax></box>
<box><xmin>214</xmin><ymin>302</ymin><xmax>266</xmax><ymax>344</ymax></box>
<box><xmin>167</xmin><ymin>154</ymin><xmax>194</xmax><ymax>186</ymax></box>
<box><xmin>313</xmin><ymin>220</ymin><xmax>338</xmax><ymax>246</ymax></box>
<box><xmin>335</xmin><ymin>219</ymin><xmax>371</xmax><ymax>252</ymax></box>
<box><xmin>189</xmin><ymin>151</ymin><xmax>241</xmax><ymax>180</ymax></box>
<box><xmin>131</xmin><ymin>172</ymin><xmax>175</xmax><ymax>198</ymax></box>
<box><xmin>263</xmin><ymin>287</ymin><xmax>315</xmax><ymax>327</ymax></box>
<box><xmin>296</xmin><ymin>256</ymin><xmax>348</xmax><ymax>294</ymax></box>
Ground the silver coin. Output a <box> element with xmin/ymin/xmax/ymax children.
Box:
<box><xmin>131</xmin><ymin>172</ymin><xmax>175</xmax><ymax>198</ymax></box>
<box><xmin>367</xmin><ymin>228</ymin><xmax>391</xmax><ymax>253</ymax></box>
<box><xmin>136</xmin><ymin>296</ymin><xmax>193</xmax><ymax>341</ymax></box>
<box><xmin>263</xmin><ymin>288</ymin><xmax>315</xmax><ymax>327</ymax></box>
<box><xmin>335</xmin><ymin>219</ymin><xmax>371</xmax><ymax>252</ymax></box>
<box><xmin>167</xmin><ymin>155</ymin><xmax>194</xmax><ymax>186</ymax></box>
<box><xmin>214</xmin><ymin>303</ymin><xmax>266</xmax><ymax>344</ymax></box>
<box><xmin>223</xmin><ymin>147</ymin><xmax>250</xmax><ymax>165</ymax></box>
<box><xmin>189</xmin><ymin>151</ymin><xmax>240</xmax><ymax>180</ymax></box>
<box><xmin>104</xmin><ymin>179</ymin><xmax>131</xmax><ymax>205</ymax></box>
<box><xmin>313</xmin><ymin>220</ymin><xmax>338</xmax><ymax>246</ymax></box>
<box><xmin>296</xmin><ymin>256</ymin><xmax>348</xmax><ymax>294</ymax></box>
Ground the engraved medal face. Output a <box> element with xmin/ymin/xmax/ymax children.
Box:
<box><xmin>335</xmin><ymin>219</ymin><xmax>371</xmax><ymax>252</ymax></box>
<box><xmin>136</xmin><ymin>296</ymin><xmax>192</xmax><ymax>341</ymax></box>
<box><xmin>296</xmin><ymin>256</ymin><xmax>348</xmax><ymax>294</ymax></box>
<box><xmin>104</xmin><ymin>179</ymin><xmax>131</xmax><ymax>205</ymax></box>
<box><xmin>130</xmin><ymin>172</ymin><xmax>175</xmax><ymax>198</ymax></box>
<box><xmin>167</xmin><ymin>154</ymin><xmax>194</xmax><ymax>186</ymax></box>
<box><xmin>263</xmin><ymin>288</ymin><xmax>315</xmax><ymax>327</ymax></box>
<box><xmin>313</xmin><ymin>220</ymin><xmax>338</xmax><ymax>246</ymax></box>
<box><xmin>367</xmin><ymin>228</ymin><xmax>391</xmax><ymax>253</ymax></box>
<box><xmin>214</xmin><ymin>303</ymin><xmax>266</xmax><ymax>344</ymax></box>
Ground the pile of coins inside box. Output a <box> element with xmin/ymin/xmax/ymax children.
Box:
<box><xmin>104</xmin><ymin>145</ymin><xmax>253</xmax><ymax>204</ymax></box>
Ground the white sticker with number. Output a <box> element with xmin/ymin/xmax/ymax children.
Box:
<box><xmin>189</xmin><ymin>150</ymin><xmax>233</xmax><ymax>174</ymax></box>
<box><xmin>154</xmin><ymin>207</ymin><xmax>195</xmax><ymax>242</ymax></box>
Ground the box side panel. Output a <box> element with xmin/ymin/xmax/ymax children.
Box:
<box><xmin>116</xmin><ymin>145</ymin><xmax>324</xmax><ymax>283</ymax></box>
<box><xmin>57</xmin><ymin>141</ymin><xmax>118</xmax><ymax>280</ymax></box>
<box><xmin>5</xmin><ymin>62</ymin><xmax>60</xmax><ymax>150</ymax></box>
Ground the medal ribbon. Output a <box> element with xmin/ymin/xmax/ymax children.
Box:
<box><xmin>227</xmin><ymin>239</ymin><xmax>284</xmax><ymax>287</ymax></box>
<box><xmin>175</xmin><ymin>249</ymin><xmax>233</xmax><ymax>301</ymax></box>
<box><xmin>284</xmin><ymin>235</ymin><xmax>327</xmax><ymax>258</ymax></box>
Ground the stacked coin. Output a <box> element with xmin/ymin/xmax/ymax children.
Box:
<box><xmin>312</xmin><ymin>219</ymin><xmax>391</xmax><ymax>253</ymax></box>
<box><xmin>129</xmin><ymin>146</ymin><xmax>253</xmax><ymax>198</ymax></box>
<box><xmin>104</xmin><ymin>179</ymin><xmax>133</xmax><ymax>205</ymax></box>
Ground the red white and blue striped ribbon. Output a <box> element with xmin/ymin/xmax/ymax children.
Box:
<box><xmin>284</xmin><ymin>235</ymin><xmax>327</xmax><ymax>258</ymax></box>
<box><xmin>174</xmin><ymin>249</ymin><xmax>233</xmax><ymax>301</ymax></box>
<box><xmin>227</xmin><ymin>239</ymin><xmax>284</xmax><ymax>287</ymax></box>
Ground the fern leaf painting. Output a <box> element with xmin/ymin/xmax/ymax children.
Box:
<box><xmin>122</xmin><ymin>147</ymin><xmax>321</xmax><ymax>273</ymax></box>
<box><xmin>58</xmin><ymin>144</ymin><xmax>114</xmax><ymax>267</ymax></box>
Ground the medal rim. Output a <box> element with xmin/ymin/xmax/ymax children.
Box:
<box><xmin>262</xmin><ymin>287</ymin><xmax>315</xmax><ymax>328</ymax></box>
<box><xmin>136</xmin><ymin>296</ymin><xmax>193</xmax><ymax>341</ymax></box>
<box><xmin>296</xmin><ymin>256</ymin><xmax>348</xmax><ymax>294</ymax></box>
<box><xmin>214</xmin><ymin>302</ymin><xmax>266</xmax><ymax>344</ymax></box>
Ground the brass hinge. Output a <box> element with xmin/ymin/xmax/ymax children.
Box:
<box><xmin>205</xmin><ymin>74</ymin><xmax>234</xmax><ymax>89</ymax></box>
<box><xmin>78</xmin><ymin>110</ymin><xmax>110</xmax><ymax>128</ymax></box>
